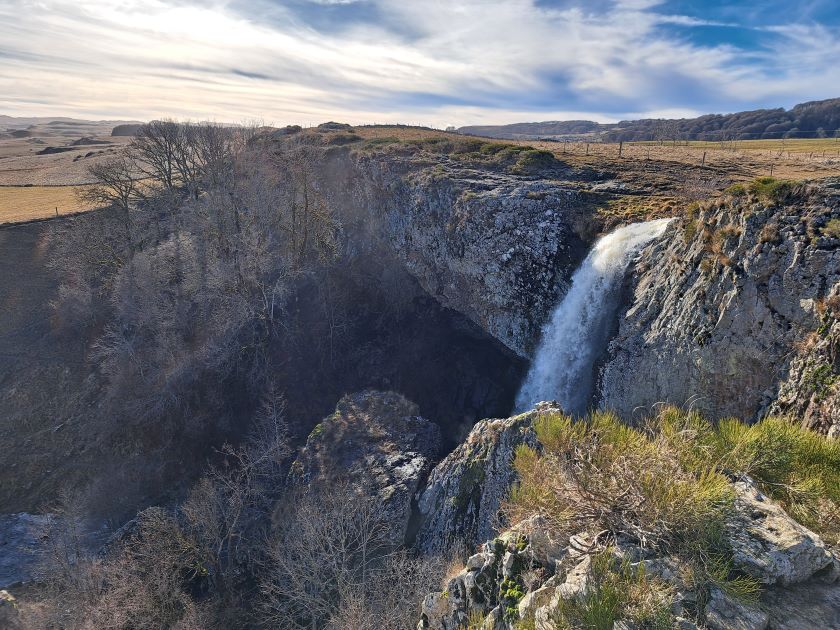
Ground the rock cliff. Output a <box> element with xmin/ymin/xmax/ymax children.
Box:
<box><xmin>770</xmin><ymin>318</ymin><xmax>840</xmax><ymax>434</ymax></box>
<box><xmin>415</xmin><ymin>403</ymin><xmax>559</xmax><ymax>554</ymax></box>
<box><xmin>597</xmin><ymin>182</ymin><xmax>840</xmax><ymax>422</ymax></box>
<box><xmin>329</xmin><ymin>148</ymin><xmax>597</xmax><ymax>358</ymax></box>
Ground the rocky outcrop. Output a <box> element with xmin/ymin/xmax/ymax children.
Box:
<box><xmin>348</xmin><ymin>153</ymin><xmax>595</xmax><ymax>358</ymax></box>
<box><xmin>598</xmin><ymin>184</ymin><xmax>840</xmax><ymax>421</ymax></box>
<box><xmin>414</xmin><ymin>404</ymin><xmax>840</xmax><ymax>630</ymax></box>
<box><xmin>761</xmin><ymin>579</ymin><xmax>840</xmax><ymax>629</ymax></box>
<box><xmin>290</xmin><ymin>390</ymin><xmax>440</xmax><ymax>545</ymax></box>
<box><xmin>418</xmin><ymin>488</ymin><xmax>840</xmax><ymax>630</ymax></box>
<box><xmin>770</xmin><ymin>317</ymin><xmax>840</xmax><ymax>434</ymax></box>
<box><xmin>414</xmin><ymin>403</ymin><xmax>559</xmax><ymax>554</ymax></box>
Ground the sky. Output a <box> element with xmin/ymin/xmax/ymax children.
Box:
<box><xmin>0</xmin><ymin>0</ymin><xmax>838</xmax><ymax>127</ymax></box>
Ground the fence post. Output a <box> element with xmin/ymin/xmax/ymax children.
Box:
<box><xmin>619</xmin><ymin>141</ymin><xmax>623</xmax><ymax>158</ymax></box>
<box><xmin>770</xmin><ymin>164</ymin><xmax>774</xmax><ymax>177</ymax></box>
<box><xmin>585</xmin><ymin>143</ymin><xmax>589</xmax><ymax>156</ymax></box>
<box><xmin>701</xmin><ymin>151</ymin><xmax>706</xmax><ymax>166</ymax></box>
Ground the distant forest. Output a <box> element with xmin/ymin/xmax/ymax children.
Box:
<box><xmin>458</xmin><ymin>98</ymin><xmax>840</xmax><ymax>142</ymax></box>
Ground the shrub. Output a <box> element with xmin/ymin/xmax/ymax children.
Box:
<box><xmin>480</xmin><ymin>142</ymin><xmax>513</xmax><ymax>155</ymax></box>
<box><xmin>824</xmin><ymin>218</ymin><xmax>840</xmax><ymax>239</ymax></box>
<box><xmin>451</xmin><ymin>138</ymin><xmax>484</xmax><ymax>154</ymax></box>
<box><xmin>759</xmin><ymin>223</ymin><xmax>780</xmax><ymax>244</ymax></box>
<box><xmin>706</xmin><ymin>416</ymin><xmax>840</xmax><ymax>539</ymax></box>
<box><xmin>505</xmin><ymin>407</ymin><xmax>840</xmax><ymax>612</ymax></box>
<box><xmin>724</xmin><ymin>183</ymin><xmax>747</xmax><ymax>197</ymax></box>
<box><xmin>683</xmin><ymin>219</ymin><xmax>698</xmax><ymax>243</ymax></box>
<box><xmin>326</xmin><ymin>132</ymin><xmax>361</xmax><ymax>145</ymax></box>
<box><xmin>747</xmin><ymin>177</ymin><xmax>796</xmax><ymax>204</ymax></box>
<box><xmin>549</xmin><ymin>552</ymin><xmax>672</xmax><ymax>630</ymax></box>
<box><xmin>655</xmin><ymin>411</ymin><xmax>840</xmax><ymax>542</ymax></box>
<box><xmin>511</xmin><ymin>149</ymin><xmax>558</xmax><ymax>175</ymax></box>
<box><xmin>507</xmin><ymin>410</ymin><xmax>734</xmax><ymax>560</ymax></box>
<box><xmin>363</xmin><ymin>136</ymin><xmax>400</xmax><ymax>148</ymax></box>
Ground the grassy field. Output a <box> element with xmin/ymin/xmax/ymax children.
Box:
<box><xmin>629</xmin><ymin>137</ymin><xmax>840</xmax><ymax>155</ymax></box>
<box><xmin>0</xmin><ymin>185</ymin><xmax>94</xmax><ymax>224</ymax></box>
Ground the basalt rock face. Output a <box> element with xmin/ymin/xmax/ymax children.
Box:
<box><xmin>414</xmin><ymin>403</ymin><xmax>559</xmax><ymax>555</ymax></box>
<box><xmin>290</xmin><ymin>390</ymin><xmax>441</xmax><ymax>545</ymax></box>
<box><xmin>346</xmin><ymin>153</ymin><xmax>595</xmax><ymax>358</ymax></box>
<box><xmin>770</xmin><ymin>318</ymin><xmax>840</xmax><ymax>435</ymax></box>
<box><xmin>597</xmin><ymin>184</ymin><xmax>840</xmax><ymax>422</ymax></box>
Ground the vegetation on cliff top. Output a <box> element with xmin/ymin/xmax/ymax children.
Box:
<box><xmin>506</xmin><ymin>406</ymin><xmax>840</xmax><ymax>626</ymax></box>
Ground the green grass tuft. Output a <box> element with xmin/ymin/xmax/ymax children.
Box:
<box><xmin>748</xmin><ymin>177</ymin><xmax>796</xmax><ymax>203</ymax></box>
<box><xmin>550</xmin><ymin>552</ymin><xmax>673</xmax><ymax>630</ymax></box>
<box><xmin>824</xmin><ymin>218</ymin><xmax>840</xmax><ymax>239</ymax></box>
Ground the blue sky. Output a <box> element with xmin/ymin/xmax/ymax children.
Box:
<box><xmin>0</xmin><ymin>0</ymin><xmax>838</xmax><ymax>126</ymax></box>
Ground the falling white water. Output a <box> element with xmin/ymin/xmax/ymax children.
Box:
<box><xmin>515</xmin><ymin>218</ymin><xmax>673</xmax><ymax>414</ymax></box>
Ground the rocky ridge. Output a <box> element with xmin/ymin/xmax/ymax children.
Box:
<box><xmin>415</xmin><ymin>404</ymin><xmax>554</xmax><ymax>554</ymax></box>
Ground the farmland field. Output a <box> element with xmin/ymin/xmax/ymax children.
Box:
<box><xmin>628</xmin><ymin>137</ymin><xmax>840</xmax><ymax>154</ymax></box>
<box><xmin>0</xmin><ymin>185</ymin><xmax>94</xmax><ymax>224</ymax></box>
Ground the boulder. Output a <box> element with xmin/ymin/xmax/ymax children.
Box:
<box><xmin>727</xmin><ymin>479</ymin><xmax>834</xmax><ymax>586</ymax></box>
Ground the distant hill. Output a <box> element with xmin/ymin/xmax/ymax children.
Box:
<box><xmin>111</xmin><ymin>124</ymin><xmax>144</xmax><ymax>136</ymax></box>
<box><xmin>0</xmin><ymin>115</ymin><xmax>143</xmax><ymax>138</ymax></box>
<box><xmin>458</xmin><ymin>98</ymin><xmax>840</xmax><ymax>142</ymax></box>
<box><xmin>457</xmin><ymin>120</ymin><xmax>605</xmax><ymax>140</ymax></box>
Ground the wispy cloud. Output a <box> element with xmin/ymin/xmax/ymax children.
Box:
<box><xmin>0</xmin><ymin>0</ymin><xmax>837</xmax><ymax>125</ymax></box>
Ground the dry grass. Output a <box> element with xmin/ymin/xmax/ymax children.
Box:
<box><xmin>632</xmin><ymin>138</ymin><xmax>840</xmax><ymax>154</ymax></box>
<box><xmin>0</xmin><ymin>185</ymin><xmax>95</xmax><ymax>224</ymax></box>
<box><xmin>525</xmin><ymin>139</ymin><xmax>840</xmax><ymax>181</ymax></box>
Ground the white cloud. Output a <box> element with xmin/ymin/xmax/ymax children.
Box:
<box><xmin>0</xmin><ymin>0</ymin><xmax>836</xmax><ymax>124</ymax></box>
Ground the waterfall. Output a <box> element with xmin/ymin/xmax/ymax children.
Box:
<box><xmin>515</xmin><ymin>218</ymin><xmax>673</xmax><ymax>414</ymax></box>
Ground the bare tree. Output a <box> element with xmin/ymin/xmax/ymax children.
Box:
<box><xmin>259</xmin><ymin>483</ymin><xmax>395</xmax><ymax>629</ymax></box>
<box><xmin>271</xmin><ymin>143</ymin><xmax>339</xmax><ymax>266</ymax></box>
<box><xmin>326</xmin><ymin>550</ymin><xmax>447</xmax><ymax>630</ymax></box>
<box><xmin>181</xmin><ymin>394</ymin><xmax>292</xmax><ymax>593</ymax></box>
<box><xmin>80</xmin><ymin>155</ymin><xmax>140</xmax><ymax>243</ymax></box>
<box><xmin>131</xmin><ymin>119</ymin><xmax>180</xmax><ymax>192</ymax></box>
